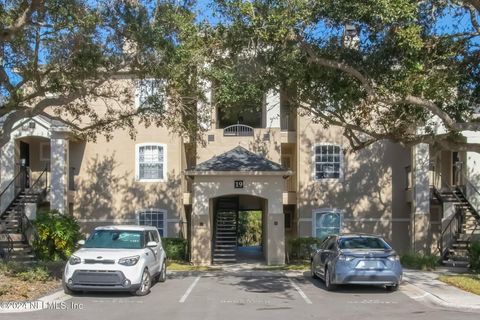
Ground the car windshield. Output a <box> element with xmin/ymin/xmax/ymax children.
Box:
<box><xmin>84</xmin><ymin>230</ymin><xmax>144</xmax><ymax>249</ymax></box>
<box><xmin>339</xmin><ymin>236</ymin><xmax>391</xmax><ymax>250</ymax></box>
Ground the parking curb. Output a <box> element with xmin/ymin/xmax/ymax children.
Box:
<box><xmin>401</xmin><ymin>279</ymin><xmax>480</xmax><ymax>312</ymax></box>
<box><xmin>0</xmin><ymin>289</ymin><xmax>71</xmax><ymax>314</ymax></box>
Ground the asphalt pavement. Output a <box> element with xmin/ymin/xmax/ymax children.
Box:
<box><xmin>1</xmin><ymin>270</ymin><xmax>480</xmax><ymax>320</ymax></box>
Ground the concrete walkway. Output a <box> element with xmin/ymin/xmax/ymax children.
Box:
<box><xmin>403</xmin><ymin>268</ymin><xmax>480</xmax><ymax>312</ymax></box>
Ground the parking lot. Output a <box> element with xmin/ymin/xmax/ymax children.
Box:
<box><xmin>2</xmin><ymin>271</ymin><xmax>480</xmax><ymax>320</ymax></box>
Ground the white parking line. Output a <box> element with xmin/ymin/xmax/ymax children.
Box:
<box><xmin>179</xmin><ymin>276</ymin><xmax>201</xmax><ymax>303</ymax></box>
<box><xmin>289</xmin><ymin>278</ymin><xmax>312</xmax><ymax>305</ymax></box>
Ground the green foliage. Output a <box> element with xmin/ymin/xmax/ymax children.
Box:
<box><xmin>469</xmin><ymin>241</ymin><xmax>480</xmax><ymax>273</ymax></box>
<box><xmin>33</xmin><ymin>210</ymin><xmax>81</xmax><ymax>261</ymax></box>
<box><xmin>238</xmin><ymin>211</ymin><xmax>262</xmax><ymax>246</ymax></box>
<box><xmin>287</xmin><ymin>237</ymin><xmax>324</xmax><ymax>261</ymax></box>
<box><xmin>163</xmin><ymin>238</ymin><xmax>188</xmax><ymax>261</ymax></box>
<box><xmin>0</xmin><ymin>262</ymin><xmax>52</xmax><ymax>282</ymax></box>
<box><xmin>400</xmin><ymin>253</ymin><xmax>439</xmax><ymax>270</ymax></box>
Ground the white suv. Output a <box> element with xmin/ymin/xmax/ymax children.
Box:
<box><xmin>63</xmin><ymin>225</ymin><xmax>167</xmax><ymax>296</ymax></box>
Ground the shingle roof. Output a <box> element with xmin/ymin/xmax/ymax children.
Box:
<box><xmin>190</xmin><ymin>146</ymin><xmax>286</xmax><ymax>172</ymax></box>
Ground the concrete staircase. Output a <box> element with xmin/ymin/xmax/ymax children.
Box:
<box><xmin>0</xmin><ymin>191</ymin><xmax>40</xmax><ymax>263</ymax></box>
<box><xmin>212</xmin><ymin>198</ymin><xmax>238</xmax><ymax>264</ymax></box>
<box><xmin>439</xmin><ymin>188</ymin><xmax>480</xmax><ymax>267</ymax></box>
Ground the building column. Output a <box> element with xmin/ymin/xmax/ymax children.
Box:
<box><xmin>50</xmin><ymin>132</ymin><xmax>69</xmax><ymax>214</ymax></box>
<box><xmin>411</xmin><ymin>143</ymin><xmax>431</xmax><ymax>253</ymax></box>
<box><xmin>190</xmin><ymin>183</ymin><xmax>211</xmax><ymax>265</ymax></box>
<box><xmin>266</xmin><ymin>189</ymin><xmax>285</xmax><ymax>265</ymax></box>
<box><xmin>0</xmin><ymin>139</ymin><xmax>15</xmax><ymax>213</ymax></box>
<box><xmin>265</xmin><ymin>88</ymin><xmax>280</xmax><ymax>128</ymax></box>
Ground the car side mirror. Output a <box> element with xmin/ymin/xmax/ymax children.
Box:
<box><xmin>77</xmin><ymin>240</ymin><xmax>85</xmax><ymax>246</ymax></box>
<box><xmin>147</xmin><ymin>241</ymin><xmax>158</xmax><ymax>248</ymax></box>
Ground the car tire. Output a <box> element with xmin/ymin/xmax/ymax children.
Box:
<box><xmin>386</xmin><ymin>283</ymin><xmax>399</xmax><ymax>292</ymax></box>
<box><xmin>134</xmin><ymin>269</ymin><xmax>152</xmax><ymax>296</ymax></box>
<box><xmin>310</xmin><ymin>261</ymin><xmax>318</xmax><ymax>279</ymax></box>
<box><xmin>324</xmin><ymin>266</ymin><xmax>336</xmax><ymax>291</ymax></box>
<box><xmin>157</xmin><ymin>261</ymin><xmax>167</xmax><ymax>283</ymax></box>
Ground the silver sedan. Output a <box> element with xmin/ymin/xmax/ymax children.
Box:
<box><xmin>310</xmin><ymin>234</ymin><xmax>403</xmax><ymax>291</ymax></box>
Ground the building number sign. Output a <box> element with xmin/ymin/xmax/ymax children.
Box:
<box><xmin>234</xmin><ymin>180</ymin><xmax>244</xmax><ymax>189</ymax></box>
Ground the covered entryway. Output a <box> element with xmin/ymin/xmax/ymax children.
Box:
<box><xmin>212</xmin><ymin>195</ymin><xmax>266</xmax><ymax>264</ymax></box>
<box><xmin>185</xmin><ymin>146</ymin><xmax>292</xmax><ymax>266</ymax></box>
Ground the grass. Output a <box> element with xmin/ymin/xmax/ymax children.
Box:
<box><xmin>439</xmin><ymin>274</ymin><xmax>480</xmax><ymax>296</ymax></box>
<box><xmin>252</xmin><ymin>261</ymin><xmax>310</xmax><ymax>271</ymax></box>
<box><xmin>166</xmin><ymin>261</ymin><xmax>220</xmax><ymax>271</ymax></box>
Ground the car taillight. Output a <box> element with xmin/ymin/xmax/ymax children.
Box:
<box><xmin>387</xmin><ymin>254</ymin><xmax>400</xmax><ymax>262</ymax></box>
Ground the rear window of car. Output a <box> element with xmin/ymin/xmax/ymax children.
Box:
<box><xmin>85</xmin><ymin>230</ymin><xmax>145</xmax><ymax>249</ymax></box>
<box><xmin>339</xmin><ymin>237</ymin><xmax>391</xmax><ymax>250</ymax></box>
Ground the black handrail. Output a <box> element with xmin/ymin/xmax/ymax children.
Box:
<box><xmin>0</xmin><ymin>169</ymin><xmax>23</xmax><ymax>201</ymax></box>
<box><xmin>17</xmin><ymin>166</ymin><xmax>49</xmax><ymax>246</ymax></box>
<box><xmin>0</xmin><ymin>226</ymin><xmax>14</xmax><ymax>261</ymax></box>
<box><xmin>435</xmin><ymin>171</ymin><xmax>465</xmax><ymax>257</ymax></box>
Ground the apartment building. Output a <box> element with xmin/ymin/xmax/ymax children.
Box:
<box><xmin>1</xmin><ymin>77</ymin><xmax>480</xmax><ymax>266</ymax></box>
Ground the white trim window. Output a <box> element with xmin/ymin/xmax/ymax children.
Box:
<box><xmin>136</xmin><ymin>143</ymin><xmax>166</xmax><ymax>181</ymax></box>
<box><xmin>314</xmin><ymin>144</ymin><xmax>343</xmax><ymax>180</ymax></box>
<box><xmin>135</xmin><ymin>78</ymin><xmax>166</xmax><ymax>109</ymax></box>
<box><xmin>138</xmin><ymin>209</ymin><xmax>167</xmax><ymax>237</ymax></box>
<box><xmin>313</xmin><ymin>209</ymin><xmax>342</xmax><ymax>240</ymax></box>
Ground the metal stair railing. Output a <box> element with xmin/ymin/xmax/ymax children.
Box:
<box><xmin>17</xmin><ymin>166</ymin><xmax>49</xmax><ymax>248</ymax></box>
<box><xmin>435</xmin><ymin>172</ymin><xmax>466</xmax><ymax>260</ymax></box>
<box><xmin>458</xmin><ymin>172</ymin><xmax>480</xmax><ymax>243</ymax></box>
<box><xmin>0</xmin><ymin>168</ymin><xmax>24</xmax><ymax>217</ymax></box>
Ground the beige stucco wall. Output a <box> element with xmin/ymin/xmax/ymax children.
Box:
<box><xmin>197</xmin><ymin>128</ymin><xmax>282</xmax><ymax>164</ymax></box>
<box><xmin>71</xmin><ymin>126</ymin><xmax>186</xmax><ymax>236</ymax></box>
<box><xmin>190</xmin><ymin>174</ymin><xmax>285</xmax><ymax>265</ymax></box>
<box><xmin>296</xmin><ymin>116</ymin><xmax>412</xmax><ymax>253</ymax></box>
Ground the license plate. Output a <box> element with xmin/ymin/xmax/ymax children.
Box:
<box><xmin>355</xmin><ymin>260</ymin><xmax>384</xmax><ymax>269</ymax></box>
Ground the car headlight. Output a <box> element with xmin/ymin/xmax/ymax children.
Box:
<box><xmin>118</xmin><ymin>255</ymin><xmax>140</xmax><ymax>266</ymax></box>
<box><xmin>338</xmin><ymin>254</ymin><xmax>355</xmax><ymax>262</ymax></box>
<box><xmin>69</xmin><ymin>255</ymin><xmax>81</xmax><ymax>265</ymax></box>
<box><xmin>387</xmin><ymin>254</ymin><xmax>400</xmax><ymax>262</ymax></box>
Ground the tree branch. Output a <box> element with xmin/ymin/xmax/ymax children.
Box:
<box><xmin>297</xmin><ymin>36</ymin><xmax>376</xmax><ymax>99</ymax></box>
<box><xmin>0</xmin><ymin>0</ymin><xmax>44</xmax><ymax>43</ymax></box>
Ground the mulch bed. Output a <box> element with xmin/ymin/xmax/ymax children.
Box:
<box><xmin>0</xmin><ymin>274</ymin><xmax>61</xmax><ymax>301</ymax></box>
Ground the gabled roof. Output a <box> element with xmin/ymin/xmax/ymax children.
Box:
<box><xmin>187</xmin><ymin>146</ymin><xmax>289</xmax><ymax>174</ymax></box>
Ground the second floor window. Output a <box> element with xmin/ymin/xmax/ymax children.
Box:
<box><xmin>315</xmin><ymin>145</ymin><xmax>342</xmax><ymax>180</ymax></box>
<box><xmin>135</xmin><ymin>79</ymin><xmax>165</xmax><ymax>109</ymax></box>
<box><xmin>136</xmin><ymin>144</ymin><xmax>166</xmax><ymax>181</ymax></box>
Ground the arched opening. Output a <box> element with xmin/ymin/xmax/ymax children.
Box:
<box><xmin>212</xmin><ymin>195</ymin><xmax>267</xmax><ymax>264</ymax></box>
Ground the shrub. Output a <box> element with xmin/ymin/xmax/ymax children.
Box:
<box><xmin>163</xmin><ymin>238</ymin><xmax>187</xmax><ymax>261</ymax></box>
<box><xmin>33</xmin><ymin>210</ymin><xmax>81</xmax><ymax>261</ymax></box>
<box><xmin>0</xmin><ymin>262</ymin><xmax>52</xmax><ymax>282</ymax></box>
<box><xmin>400</xmin><ymin>253</ymin><xmax>439</xmax><ymax>270</ymax></box>
<box><xmin>287</xmin><ymin>237</ymin><xmax>324</xmax><ymax>261</ymax></box>
<box><xmin>238</xmin><ymin>211</ymin><xmax>262</xmax><ymax>246</ymax></box>
<box><xmin>469</xmin><ymin>241</ymin><xmax>480</xmax><ymax>273</ymax></box>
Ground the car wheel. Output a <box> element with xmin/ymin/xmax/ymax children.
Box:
<box><xmin>386</xmin><ymin>283</ymin><xmax>399</xmax><ymax>292</ymax></box>
<box><xmin>134</xmin><ymin>269</ymin><xmax>152</xmax><ymax>296</ymax></box>
<box><xmin>158</xmin><ymin>261</ymin><xmax>167</xmax><ymax>283</ymax></box>
<box><xmin>310</xmin><ymin>261</ymin><xmax>318</xmax><ymax>279</ymax></box>
<box><xmin>324</xmin><ymin>266</ymin><xmax>336</xmax><ymax>291</ymax></box>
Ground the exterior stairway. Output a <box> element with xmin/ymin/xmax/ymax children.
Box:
<box><xmin>0</xmin><ymin>191</ymin><xmax>40</xmax><ymax>263</ymax></box>
<box><xmin>439</xmin><ymin>188</ymin><xmax>480</xmax><ymax>267</ymax></box>
<box><xmin>212</xmin><ymin>197</ymin><xmax>238</xmax><ymax>264</ymax></box>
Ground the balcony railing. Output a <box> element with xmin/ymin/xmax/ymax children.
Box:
<box><xmin>223</xmin><ymin>124</ymin><xmax>254</xmax><ymax>137</ymax></box>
